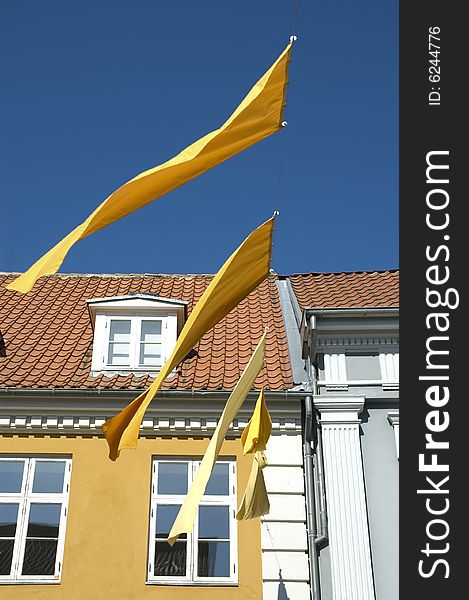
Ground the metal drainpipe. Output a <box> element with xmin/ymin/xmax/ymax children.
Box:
<box><xmin>304</xmin><ymin>392</ymin><xmax>322</xmax><ymax>600</ymax></box>
<box><xmin>314</xmin><ymin>418</ymin><xmax>329</xmax><ymax>545</ymax></box>
<box><xmin>304</xmin><ymin>316</ymin><xmax>329</xmax><ymax>599</ymax></box>
<box><xmin>309</xmin><ymin>315</ymin><xmax>328</xmax><ymax>546</ymax></box>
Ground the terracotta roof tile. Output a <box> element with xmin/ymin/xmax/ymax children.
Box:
<box><xmin>288</xmin><ymin>270</ymin><xmax>399</xmax><ymax>310</ymax></box>
<box><xmin>0</xmin><ymin>273</ymin><xmax>292</xmax><ymax>392</ymax></box>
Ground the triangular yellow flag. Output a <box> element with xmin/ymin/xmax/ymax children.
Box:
<box><xmin>6</xmin><ymin>41</ymin><xmax>292</xmax><ymax>294</ymax></box>
<box><xmin>101</xmin><ymin>217</ymin><xmax>274</xmax><ymax>460</ymax></box>
<box><xmin>236</xmin><ymin>389</ymin><xmax>272</xmax><ymax>520</ymax></box>
<box><xmin>167</xmin><ymin>333</ymin><xmax>266</xmax><ymax>546</ymax></box>
<box><xmin>240</xmin><ymin>387</ymin><xmax>272</xmax><ymax>454</ymax></box>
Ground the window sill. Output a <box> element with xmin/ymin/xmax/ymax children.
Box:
<box><xmin>146</xmin><ymin>580</ymin><xmax>238</xmax><ymax>587</ymax></box>
<box><xmin>0</xmin><ymin>580</ymin><xmax>61</xmax><ymax>585</ymax></box>
<box><xmin>90</xmin><ymin>368</ymin><xmax>177</xmax><ymax>378</ymax></box>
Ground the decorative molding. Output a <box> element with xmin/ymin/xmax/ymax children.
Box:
<box><xmin>317</xmin><ymin>337</ymin><xmax>399</xmax><ymax>348</ymax></box>
<box><xmin>325</xmin><ymin>384</ymin><xmax>349</xmax><ymax>392</ymax></box>
<box><xmin>314</xmin><ymin>395</ymin><xmax>375</xmax><ymax>599</ymax></box>
<box><xmin>0</xmin><ymin>415</ymin><xmax>301</xmax><ymax>436</ymax></box>
<box><xmin>314</xmin><ymin>396</ymin><xmax>365</xmax><ymax>424</ymax></box>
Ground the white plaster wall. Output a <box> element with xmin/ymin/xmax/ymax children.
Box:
<box><xmin>262</xmin><ymin>433</ymin><xmax>310</xmax><ymax>600</ymax></box>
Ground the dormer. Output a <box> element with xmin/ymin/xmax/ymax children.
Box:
<box><xmin>301</xmin><ymin>307</ymin><xmax>399</xmax><ymax>391</ymax></box>
<box><xmin>87</xmin><ymin>293</ymin><xmax>187</xmax><ymax>376</ymax></box>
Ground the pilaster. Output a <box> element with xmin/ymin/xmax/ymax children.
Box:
<box><xmin>314</xmin><ymin>395</ymin><xmax>375</xmax><ymax>600</ymax></box>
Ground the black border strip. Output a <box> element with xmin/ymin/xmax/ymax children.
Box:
<box><xmin>400</xmin><ymin>1</ymin><xmax>464</xmax><ymax>595</ymax></box>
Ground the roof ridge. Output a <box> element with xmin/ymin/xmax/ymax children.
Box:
<box><xmin>1</xmin><ymin>270</ymin><xmax>399</xmax><ymax>279</ymax></box>
<box><xmin>0</xmin><ymin>272</ymin><xmax>216</xmax><ymax>279</ymax></box>
<box><xmin>284</xmin><ymin>269</ymin><xmax>399</xmax><ymax>277</ymax></box>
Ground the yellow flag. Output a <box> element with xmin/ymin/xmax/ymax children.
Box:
<box><xmin>236</xmin><ymin>389</ymin><xmax>272</xmax><ymax>520</ymax></box>
<box><xmin>6</xmin><ymin>42</ymin><xmax>292</xmax><ymax>294</ymax></box>
<box><xmin>236</xmin><ymin>451</ymin><xmax>270</xmax><ymax>521</ymax></box>
<box><xmin>167</xmin><ymin>333</ymin><xmax>266</xmax><ymax>546</ymax></box>
<box><xmin>101</xmin><ymin>217</ymin><xmax>274</xmax><ymax>460</ymax></box>
<box><xmin>240</xmin><ymin>387</ymin><xmax>272</xmax><ymax>454</ymax></box>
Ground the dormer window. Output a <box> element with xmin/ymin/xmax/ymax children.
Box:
<box><xmin>87</xmin><ymin>294</ymin><xmax>187</xmax><ymax>376</ymax></box>
<box><xmin>107</xmin><ymin>317</ymin><xmax>164</xmax><ymax>368</ymax></box>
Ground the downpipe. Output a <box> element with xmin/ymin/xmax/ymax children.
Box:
<box><xmin>303</xmin><ymin>316</ymin><xmax>329</xmax><ymax>600</ymax></box>
<box><xmin>304</xmin><ymin>393</ymin><xmax>321</xmax><ymax>600</ymax></box>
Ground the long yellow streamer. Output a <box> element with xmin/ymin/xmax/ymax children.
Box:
<box><xmin>6</xmin><ymin>42</ymin><xmax>292</xmax><ymax>294</ymax></box>
<box><xmin>167</xmin><ymin>333</ymin><xmax>266</xmax><ymax>546</ymax></box>
<box><xmin>101</xmin><ymin>217</ymin><xmax>274</xmax><ymax>460</ymax></box>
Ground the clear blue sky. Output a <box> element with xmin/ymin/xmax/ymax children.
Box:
<box><xmin>0</xmin><ymin>0</ymin><xmax>398</xmax><ymax>277</ymax></box>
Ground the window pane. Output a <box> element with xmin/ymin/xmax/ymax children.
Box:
<box><xmin>108</xmin><ymin>320</ymin><xmax>131</xmax><ymax>365</ymax></box>
<box><xmin>27</xmin><ymin>504</ymin><xmax>61</xmax><ymax>538</ymax></box>
<box><xmin>154</xmin><ymin>540</ymin><xmax>186</xmax><ymax>577</ymax></box>
<box><xmin>108</xmin><ymin>344</ymin><xmax>131</xmax><ymax>365</ymax></box>
<box><xmin>32</xmin><ymin>461</ymin><xmax>66</xmax><ymax>494</ymax></box>
<box><xmin>21</xmin><ymin>539</ymin><xmax>57</xmax><ymax>576</ymax></box>
<box><xmin>157</xmin><ymin>463</ymin><xmax>188</xmax><ymax>495</ymax></box>
<box><xmin>345</xmin><ymin>352</ymin><xmax>381</xmax><ymax>380</ymax></box>
<box><xmin>205</xmin><ymin>463</ymin><xmax>229</xmax><ymax>495</ymax></box>
<box><xmin>0</xmin><ymin>539</ymin><xmax>15</xmax><ymax>575</ymax></box>
<box><xmin>140</xmin><ymin>321</ymin><xmax>162</xmax><ymax>365</ymax></box>
<box><xmin>0</xmin><ymin>460</ymin><xmax>24</xmax><ymax>493</ymax></box>
<box><xmin>139</xmin><ymin>343</ymin><xmax>162</xmax><ymax>365</ymax></box>
<box><xmin>0</xmin><ymin>503</ymin><xmax>19</xmax><ymax>537</ymax></box>
<box><xmin>109</xmin><ymin>320</ymin><xmax>131</xmax><ymax>342</ymax></box>
<box><xmin>155</xmin><ymin>505</ymin><xmax>186</xmax><ymax>539</ymax></box>
<box><xmin>198</xmin><ymin>541</ymin><xmax>230</xmax><ymax>577</ymax></box>
<box><xmin>141</xmin><ymin>320</ymin><xmax>162</xmax><ymax>342</ymax></box>
<box><xmin>198</xmin><ymin>506</ymin><xmax>229</xmax><ymax>539</ymax></box>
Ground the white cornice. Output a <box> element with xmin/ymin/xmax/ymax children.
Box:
<box><xmin>0</xmin><ymin>415</ymin><xmax>301</xmax><ymax>436</ymax></box>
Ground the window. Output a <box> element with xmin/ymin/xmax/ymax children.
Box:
<box><xmin>106</xmin><ymin>317</ymin><xmax>165</xmax><ymax>368</ymax></box>
<box><xmin>148</xmin><ymin>458</ymin><xmax>237</xmax><ymax>585</ymax></box>
<box><xmin>316</xmin><ymin>347</ymin><xmax>398</xmax><ymax>385</ymax></box>
<box><xmin>87</xmin><ymin>294</ymin><xmax>186</xmax><ymax>375</ymax></box>
<box><xmin>0</xmin><ymin>457</ymin><xmax>71</xmax><ymax>584</ymax></box>
<box><xmin>345</xmin><ymin>351</ymin><xmax>381</xmax><ymax>380</ymax></box>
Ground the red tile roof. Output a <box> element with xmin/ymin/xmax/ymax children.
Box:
<box><xmin>288</xmin><ymin>270</ymin><xmax>399</xmax><ymax>310</ymax></box>
<box><xmin>0</xmin><ymin>273</ymin><xmax>292</xmax><ymax>391</ymax></box>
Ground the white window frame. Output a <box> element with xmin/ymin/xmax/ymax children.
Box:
<box><xmin>0</xmin><ymin>456</ymin><xmax>72</xmax><ymax>585</ymax></box>
<box><xmin>147</xmin><ymin>458</ymin><xmax>238</xmax><ymax>586</ymax></box>
<box><xmin>91</xmin><ymin>311</ymin><xmax>178</xmax><ymax>374</ymax></box>
<box><xmin>104</xmin><ymin>315</ymin><xmax>169</xmax><ymax>369</ymax></box>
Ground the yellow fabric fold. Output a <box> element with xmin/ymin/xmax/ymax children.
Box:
<box><xmin>167</xmin><ymin>333</ymin><xmax>266</xmax><ymax>546</ymax></box>
<box><xmin>240</xmin><ymin>387</ymin><xmax>272</xmax><ymax>454</ymax></box>
<box><xmin>236</xmin><ymin>451</ymin><xmax>270</xmax><ymax>521</ymax></box>
<box><xmin>6</xmin><ymin>42</ymin><xmax>292</xmax><ymax>294</ymax></box>
<box><xmin>101</xmin><ymin>217</ymin><xmax>274</xmax><ymax>460</ymax></box>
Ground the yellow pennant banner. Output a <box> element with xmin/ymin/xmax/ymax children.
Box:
<box><xmin>167</xmin><ymin>332</ymin><xmax>266</xmax><ymax>546</ymax></box>
<box><xmin>240</xmin><ymin>387</ymin><xmax>272</xmax><ymax>454</ymax></box>
<box><xmin>236</xmin><ymin>388</ymin><xmax>272</xmax><ymax>520</ymax></box>
<box><xmin>102</xmin><ymin>217</ymin><xmax>274</xmax><ymax>460</ymax></box>
<box><xmin>6</xmin><ymin>42</ymin><xmax>292</xmax><ymax>294</ymax></box>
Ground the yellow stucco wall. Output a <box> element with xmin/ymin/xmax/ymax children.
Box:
<box><xmin>0</xmin><ymin>435</ymin><xmax>262</xmax><ymax>600</ymax></box>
